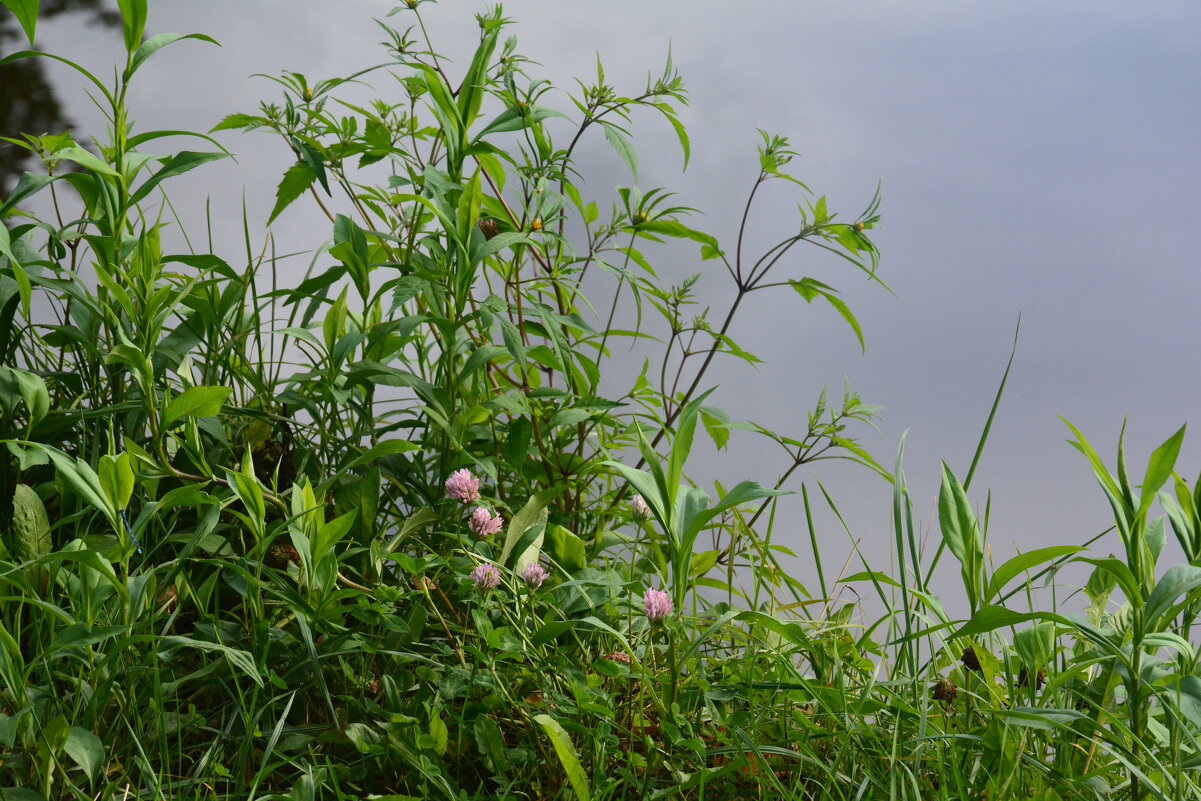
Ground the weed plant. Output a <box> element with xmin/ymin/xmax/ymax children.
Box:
<box><xmin>1</xmin><ymin>2</ymin><xmax>1199</xmax><ymax>799</ymax></box>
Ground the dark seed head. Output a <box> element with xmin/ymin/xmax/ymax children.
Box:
<box><xmin>933</xmin><ymin>677</ymin><xmax>958</xmax><ymax>703</ymax></box>
<box><xmin>961</xmin><ymin>646</ymin><xmax>982</xmax><ymax>673</ymax></box>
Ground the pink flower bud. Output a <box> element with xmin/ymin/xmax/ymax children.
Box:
<box><xmin>469</xmin><ymin>506</ymin><xmax>504</xmax><ymax>538</ymax></box>
<box><xmin>445</xmin><ymin>469</ymin><xmax>481</xmax><ymax>503</ymax></box>
<box><xmin>470</xmin><ymin>563</ymin><xmax>500</xmax><ymax>590</ymax></box>
<box><xmin>519</xmin><ymin>562</ymin><xmax>549</xmax><ymax>588</ymax></box>
<box><xmin>631</xmin><ymin>494</ymin><xmax>651</xmax><ymax>520</ymax></box>
<box><xmin>642</xmin><ymin>588</ymin><xmax>673</xmax><ymax>621</ymax></box>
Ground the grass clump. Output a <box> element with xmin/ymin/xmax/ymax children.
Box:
<box><xmin>1</xmin><ymin>2</ymin><xmax>1199</xmax><ymax>799</ymax></box>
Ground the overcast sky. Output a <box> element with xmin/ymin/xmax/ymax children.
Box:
<box><xmin>11</xmin><ymin>0</ymin><xmax>1201</xmax><ymax>612</ymax></box>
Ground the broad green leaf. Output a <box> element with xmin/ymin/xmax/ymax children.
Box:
<box><xmin>1139</xmin><ymin>424</ymin><xmax>1186</xmax><ymax>517</ymax></box>
<box><xmin>938</xmin><ymin>462</ymin><xmax>983</xmax><ymax>609</ymax></box>
<box><xmin>116</xmin><ymin>0</ymin><xmax>147</xmax><ymax>51</ymax></box>
<box><xmin>1144</xmin><ymin>564</ymin><xmax>1201</xmax><ymax>631</ymax></box>
<box><xmin>12</xmin><ymin>484</ymin><xmax>50</xmax><ymax>566</ymax></box>
<box><xmin>500</xmin><ymin>489</ymin><xmax>559</xmax><ymax>568</ymax></box>
<box><xmin>1171</xmin><ymin>675</ymin><xmax>1201</xmax><ymax>729</ymax></box>
<box><xmin>129</xmin><ymin>150</ymin><xmax>228</xmax><ymax>204</ymax></box>
<box><xmin>126</xmin><ymin>32</ymin><xmax>218</xmax><ymax>79</ymax></box>
<box><xmin>544</xmin><ymin>524</ymin><xmax>586</xmax><ymax>573</ymax></box>
<box><xmin>341</xmin><ymin>439</ymin><xmax>421</xmax><ymax>471</ymax></box>
<box><xmin>700</xmin><ymin>406</ymin><xmax>729</xmax><ymax>450</ymax></box>
<box><xmin>950</xmin><ymin>606</ymin><xmax>1059</xmax><ymax>640</ymax></box>
<box><xmin>51</xmin><ymin>146</ymin><xmax>118</xmax><ymax>177</ymax></box>
<box><xmin>599</xmin><ymin>461</ymin><xmax>667</xmax><ymax>530</ymax></box>
<box><xmin>50</xmin><ymin>624</ymin><xmax>128</xmax><ymax>650</ymax></box>
<box><xmin>1078</xmin><ymin>557</ymin><xmax>1142</xmax><ymax>609</ymax></box>
<box><xmin>0</xmin><ymin>171</ymin><xmax>55</xmax><ymax>216</ymax></box>
<box><xmin>162</xmin><ymin>385</ymin><xmax>231</xmax><ymax>428</ymax></box>
<box><xmin>985</xmin><ymin>545</ymin><xmax>1084</xmax><ymax>603</ymax></box>
<box><xmin>533</xmin><ymin>714</ymin><xmax>590</xmax><ymax>801</ymax></box>
<box><xmin>97</xmin><ymin>451</ymin><xmax>135</xmax><ymax>511</ymax></box>
<box><xmin>64</xmin><ymin>727</ymin><xmax>104</xmax><ymax>781</ymax></box>
<box><xmin>0</xmin><ymin>0</ymin><xmax>37</xmax><ymax>45</ymax></box>
<box><xmin>43</xmin><ymin>447</ymin><xmax>114</xmax><ymax>523</ymax></box>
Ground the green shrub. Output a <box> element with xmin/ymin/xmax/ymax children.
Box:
<box><xmin>0</xmin><ymin>2</ymin><xmax>1198</xmax><ymax>800</ymax></box>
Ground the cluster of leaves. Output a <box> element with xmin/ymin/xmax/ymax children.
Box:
<box><xmin>0</xmin><ymin>2</ymin><xmax>1199</xmax><ymax>800</ymax></box>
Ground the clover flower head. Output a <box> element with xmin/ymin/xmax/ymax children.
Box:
<box><xmin>631</xmin><ymin>494</ymin><xmax>652</xmax><ymax>521</ymax></box>
<box><xmin>600</xmin><ymin>650</ymin><xmax>631</xmax><ymax>664</ymax></box>
<box><xmin>469</xmin><ymin>506</ymin><xmax>504</xmax><ymax>538</ymax></box>
<box><xmin>519</xmin><ymin>561</ymin><xmax>549</xmax><ymax>588</ymax></box>
<box><xmin>642</xmin><ymin>588</ymin><xmax>674</xmax><ymax>622</ymax></box>
<box><xmin>445</xmin><ymin>469</ymin><xmax>481</xmax><ymax>503</ymax></box>
<box><xmin>470</xmin><ymin>563</ymin><xmax>500</xmax><ymax>590</ymax></box>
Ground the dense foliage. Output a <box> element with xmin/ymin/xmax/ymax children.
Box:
<box><xmin>1</xmin><ymin>2</ymin><xmax>1199</xmax><ymax>799</ymax></box>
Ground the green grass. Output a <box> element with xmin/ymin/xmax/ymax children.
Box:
<box><xmin>0</xmin><ymin>2</ymin><xmax>1199</xmax><ymax>799</ymax></box>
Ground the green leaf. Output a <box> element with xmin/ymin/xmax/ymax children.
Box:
<box><xmin>500</xmin><ymin>489</ymin><xmax>560</xmax><ymax>568</ymax></box>
<box><xmin>129</xmin><ymin>151</ymin><xmax>228</xmax><ymax>205</ymax></box>
<box><xmin>456</xmin><ymin>29</ymin><xmax>498</xmax><ymax>127</ymax></box>
<box><xmin>1139</xmin><ymin>424</ymin><xmax>1186</xmax><ymax>517</ymax></box>
<box><xmin>602</xmin><ymin>123</ymin><xmax>638</xmax><ymax>179</ymax></box>
<box><xmin>635</xmin><ymin>219</ymin><xmax>720</xmax><ymax>253</ymax></box>
<box><xmin>126</xmin><ymin>32</ymin><xmax>218</xmax><ymax>79</ymax></box>
<box><xmin>160</xmin><ymin>635</ymin><xmax>263</xmax><ymax>687</ymax></box>
<box><xmin>64</xmin><ymin>727</ymin><xmax>104</xmax><ymax>781</ymax></box>
<box><xmin>938</xmin><ymin>462</ymin><xmax>984</xmax><ymax>609</ymax></box>
<box><xmin>1144</xmin><ymin>564</ymin><xmax>1201</xmax><ymax>631</ymax></box>
<box><xmin>667</xmin><ymin>388</ymin><xmax>714</xmax><ymax>498</ymax></box>
<box><xmin>42</xmin><ymin>447</ymin><xmax>115</xmax><ymax>523</ymax></box>
<box><xmin>115</xmin><ymin>0</ymin><xmax>147</xmax><ymax>52</ymax></box>
<box><xmin>950</xmin><ymin>606</ymin><xmax>1058</xmax><ymax>640</ymax></box>
<box><xmin>50</xmin><ymin>624</ymin><xmax>128</xmax><ymax>650</ymax></box>
<box><xmin>533</xmin><ymin>714</ymin><xmax>591</xmax><ymax>801</ymax></box>
<box><xmin>0</xmin><ymin>171</ymin><xmax>55</xmax><ymax>217</ymax></box>
<box><xmin>700</xmin><ymin>406</ymin><xmax>729</xmax><ymax>450</ymax></box>
<box><xmin>0</xmin><ymin>0</ymin><xmax>38</xmax><ymax>45</ymax></box>
<box><xmin>162</xmin><ymin>385</ymin><xmax>231</xmax><ymax>428</ymax></box>
<box><xmin>475</xmin><ymin>105</ymin><xmax>565</xmax><ymax>138</ymax></box>
<box><xmin>97</xmin><ymin>451</ymin><xmax>135</xmax><ymax>511</ymax></box>
<box><xmin>50</xmin><ymin>146</ymin><xmax>118</xmax><ymax>178</ymax></box>
<box><xmin>985</xmin><ymin>545</ymin><xmax>1084</xmax><ymax>603</ymax></box>
<box><xmin>341</xmin><ymin>439</ymin><xmax>420</xmax><ymax>472</ymax></box>
<box><xmin>268</xmin><ymin>162</ymin><xmax>316</xmax><ymax>225</ymax></box>
<box><xmin>821</xmin><ymin>292</ymin><xmax>865</xmax><ymax>352</ymax></box>
<box><xmin>12</xmin><ymin>484</ymin><xmax>51</xmax><ymax>565</ymax></box>
<box><xmin>544</xmin><ymin>524</ymin><xmax>586</xmax><ymax>573</ymax></box>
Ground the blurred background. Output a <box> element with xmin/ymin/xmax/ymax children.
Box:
<box><xmin>3</xmin><ymin>0</ymin><xmax>1199</xmax><ymax>612</ymax></box>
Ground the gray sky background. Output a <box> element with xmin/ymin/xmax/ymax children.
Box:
<box><xmin>13</xmin><ymin>0</ymin><xmax>1201</xmax><ymax>613</ymax></box>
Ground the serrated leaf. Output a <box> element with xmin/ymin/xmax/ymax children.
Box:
<box><xmin>603</xmin><ymin>123</ymin><xmax>638</xmax><ymax>179</ymax></box>
<box><xmin>129</xmin><ymin>150</ymin><xmax>228</xmax><ymax>205</ymax></box>
<box><xmin>268</xmin><ymin>161</ymin><xmax>316</xmax><ymax>224</ymax></box>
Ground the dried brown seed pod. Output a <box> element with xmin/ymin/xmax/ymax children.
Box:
<box><xmin>933</xmin><ymin>677</ymin><xmax>958</xmax><ymax>704</ymax></box>
<box><xmin>961</xmin><ymin>646</ymin><xmax>982</xmax><ymax>673</ymax></box>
